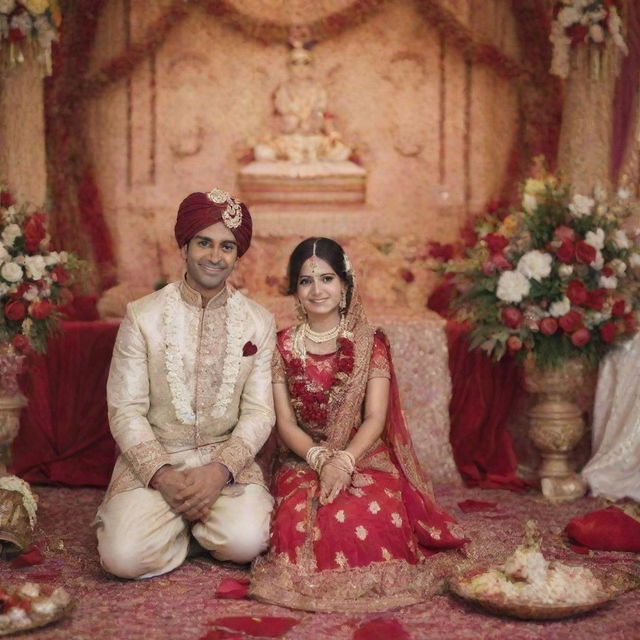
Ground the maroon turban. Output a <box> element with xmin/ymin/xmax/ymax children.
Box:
<box><xmin>174</xmin><ymin>190</ymin><xmax>253</xmax><ymax>257</ymax></box>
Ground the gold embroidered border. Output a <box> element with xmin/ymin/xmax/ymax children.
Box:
<box><xmin>122</xmin><ymin>440</ymin><xmax>170</xmax><ymax>487</ymax></box>
<box><xmin>213</xmin><ymin>435</ymin><xmax>254</xmax><ymax>480</ymax></box>
<box><xmin>250</xmin><ymin>551</ymin><xmax>462</xmax><ymax>613</ymax></box>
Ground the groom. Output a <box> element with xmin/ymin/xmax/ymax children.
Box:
<box><xmin>95</xmin><ymin>189</ymin><xmax>276</xmax><ymax>579</ymax></box>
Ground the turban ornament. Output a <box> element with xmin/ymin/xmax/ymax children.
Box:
<box><xmin>174</xmin><ymin>189</ymin><xmax>252</xmax><ymax>257</ymax></box>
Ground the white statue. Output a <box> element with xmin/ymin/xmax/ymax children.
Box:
<box><xmin>254</xmin><ymin>44</ymin><xmax>352</xmax><ymax>164</ymax></box>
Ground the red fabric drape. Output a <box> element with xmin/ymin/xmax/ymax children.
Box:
<box><xmin>11</xmin><ymin>321</ymin><xmax>118</xmax><ymax>487</ymax></box>
<box><xmin>445</xmin><ymin>320</ymin><xmax>528</xmax><ymax>491</ymax></box>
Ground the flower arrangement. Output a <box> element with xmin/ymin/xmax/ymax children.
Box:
<box><xmin>0</xmin><ymin>186</ymin><xmax>79</xmax><ymax>357</ymax></box>
<box><xmin>439</xmin><ymin>170</ymin><xmax>640</xmax><ymax>370</ymax></box>
<box><xmin>0</xmin><ymin>0</ymin><xmax>60</xmax><ymax>75</ymax></box>
<box><xmin>550</xmin><ymin>0</ymin><xmax>627</xmax><ymax>78</ymax></box>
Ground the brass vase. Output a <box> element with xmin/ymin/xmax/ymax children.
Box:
<box><xmin>523</xmin><ymin>359</ymin><xmax>587</xmax><ymax>502</ymax></box>
<box><xmin>0</xmin><ymin>392</ymin><xmax>27</xmax><ymax>471</ymax></box>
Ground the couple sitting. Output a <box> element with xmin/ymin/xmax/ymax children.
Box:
<box><xmin>94</xmin><ymin>189</ymin><xmax>467</xmax><ymax>612</ymax></box>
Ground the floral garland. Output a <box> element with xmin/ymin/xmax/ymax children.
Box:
<box><xmin>0</xmin><ymin>0</ymin><xmax>59</xmax><ymax>76</ymax></box>
<box><xmin>285</xmin><ymin>330</ymin><xmax>354</xmax><ymax>427</ymax></box>
<box><xmin>163</xmin><ymin>284</ymin><xmax>246</xmax><ymax>424</ymax></box>
<box><xmin>550</xmin><ymin>0</ymin><xmax>628</xmax><ymax>78</ymax></box>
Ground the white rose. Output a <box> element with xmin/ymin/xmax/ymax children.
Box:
<box><xmin>558</xmin><ymin>264</ymin><xmax>574</xmax><ymax>279</ymax></box>
<box><xmin>59</xmin><ymin>251</ymin><xmax>68</xmax><ymax>263</ymax></box>
<box><xmin>0</xmin><ymin>282</ymin><xmax>9</xmax><ymax>297</ymax></box>
<box><xmin>0</xmin><ymin>243</ymin><xmax>9</xmax><ymax>262</ymax></box>
<box><xmin>585</xmin><ymin>228</ymin><xmax>605</xmax><ymax>250</ymax></box>
<box><xmin>599</xmin><ymin>274</ymin><xmax>618</xmax><ymax>289</ymax></box>
<box><xmin>612</xmin><ymin>230</ymin><xmax>630</xmax><ymax>250</ymax></box>
<box><xmin>25</xmin><ymin>255</ymin><xmax>47</xmax><ymax>280</ymax></box>
<box><xmin>591</xmin><ymin>250</ymin><xmax>604</xmax><ymax>270</ymax></box>
<box><xmin>23</xmin><ymin>285</ymin><xmax>39</xmax><ymax>301</ymax></box>
<box><xmin>522</xmin><ymin>193</ymin><xmax>538</xmax><ymax>213</ymax></box>
<box><xmin>1</xmin><ymin>223</ymin><xmax>21</xmax><ymax>247</ymax></box>
<box><xmin>569</xmin><ymin>194</ymin><xmax>595</xmax><ymax>218</ymax></box>
<box><xmin>496</xmin><ymin>270</ymin><xmax>531</xmax><ymax>303</ymax></box>
<box><xmin>630</xmin><ymin>253</ymin><xmax>640</xmax><ymax>268</ymax></box>
<box><xmin>44</xmin><ymin>251</ymin><xmax>60</xmax><ymax>266</ymax></box>
<box><xmin>557</xmin><ymin>6</ymin><xmax>580</xmax><ymax>27</ymax></box>
<box><xmin>610</xmin><ymin>259</ymin><xmax>627</xmax><ymax>276</ymax></box>
<box><xmin>549</xmin><ymin>296</ymin><xmax>571</xmax><ymax>318</ymax></box>
<box><xmin>517</xmin><ymin>250</ymin><xmax>553</xmax><ymax>281</ymax></box>
<box><xmin>1</xmin><ymin>261</ymin><xmax>23</xmax><ymax>283</ymax></box>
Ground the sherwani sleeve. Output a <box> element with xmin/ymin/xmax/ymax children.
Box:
<box><xmin>107</xmin><ymin>304</ymin><xmax>170</xmax><ymax>486</ymax></box>
<box><xmin>213</xmin><ymin>313</ymin><xmax>277</xmax><ymax>479</ymax></box>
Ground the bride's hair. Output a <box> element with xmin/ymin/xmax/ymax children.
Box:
<box><xmin>286</xmin><ymin>237</ymin><xmax>353</xmax><ymax>301</ymax></box>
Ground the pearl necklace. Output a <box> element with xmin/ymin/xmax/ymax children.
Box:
<box><xmin>304</xmin><ymin>322</ymin><xmax>340</xmax><ymax>344</ymax></box>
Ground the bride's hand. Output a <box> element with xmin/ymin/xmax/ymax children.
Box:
<box><xmin>319</xmin><ymin>463</ymin><xmax>351</xmax><ymax>505</ymax></box>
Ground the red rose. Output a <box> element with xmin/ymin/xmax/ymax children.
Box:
<box><xmin>428</xmin><ymin>242</ymin><xmax>454</xmax><ymax>261</ymax></box>
<box><xmin>556</xmin><ymin>241</ymin><xmax>575</xmax><ymax>264</ymax></box>
<box><xmin>554</xmin><ymin>225</ymin><xmax>576</xmax><ymax>243</ymax></box>
<box><xmin>461</xmin><ymin>226</ymin><xmax>478</xmax><ymax>248</ymax></box>
<box><xmin>585</xmin><ymin>288</ymin><xmax>605</xmax><ymax>311</ymax></box>
<box><xmin>501</xmin><ymin>307</ymin><xmax>523</xmax><ymax>329</ymax></box>
<box><xmin>566</xmin><ymin>280</ymin><xmax>588</xmax><ymax>305</ymax></box>
<box><xmin>506</xmin><ymin>335</ymin><xmax>523</xmax><ymax>353</ymax></box>
<box><xmin>624</xmin><ymin>313</ymin><xmax>637</xmax><ymax>333</ymax></box>
<box><xmin>559</xmin><ymin>310</ymin><xmax>582</xmax><ymax>333</ymax></box>
<box><xmin>0</xmin><ymin>190</ymin><xmax>14</xmax><ymax>208</ymax></box>
<box><xmin>612</xmin><ymin>299</ymin><xmax>626</xmax><ymax>317</ymax></box>
<box><xmin>4</xmin><ymin>300</ymin><xmax>26</xmax><ymax>321</ymax></box>
<box><xmin>242</xmin><ymin>341</ymin><xmax>257</xmax><ymax>357</ymax></box>
<box><xmin>23</xmin><ymin>213</ymin><xmax>47</xmax><ymax>253</ymax></box>
<box><xmin>400</xmin><ymin>268</ymin><xmax>415</xmax><ymax>283</ymax></box>
<box><xmin>599</xmin><ymin>322</ymin><xmax>617</xmax><ymax>344</ymax></box>
<box><xmin>601</xmin><ymin>266</ymin><xmax>614</xmax><ymax>278</ymax></box>
<box><xmin>575</xmin><ymin>241</ymin><xmax>597</xmax><ymax>265</ymax></box>
<box><xmin>571</xmin><ymin>327</ymin><xmax>591</xmax><ymax>347</ymax></box>
<box><xmin>29</xmin><ymin>300</ymin><xmax>53</xmax><ymax>320</ymax></box>
<box><xmin>51</xmin><ymin>264</ymin><xmax>69</xmax><ymax>285</ymax></box>
<box><xmin>491</xmin><ymin>253</ymin><xmax>512</xmax><ymax>271</ymax></box>
<box><xmin>539</xmin><ymin>317</ymin><xmax>558</xmax><ymax>336</ymax></box>
<box><xmin>11</xmin><ymin>334</ymin><xmax>30</xmax><ymax>352</ymax></box>
<box><xmin>485</xmin><ymin>233</ymin><xmax>509</xmax><ymax>254</ymax></box>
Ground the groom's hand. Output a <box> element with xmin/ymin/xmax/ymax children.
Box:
<box><xmin>150</xmin><ymin>466</ymin><xmax>189</xmax><ymax>512</ymax></box>
<box><xmin>176</xmin><ymin>463</ymin><xmax>230</xmax><ymax>521</ymax></box>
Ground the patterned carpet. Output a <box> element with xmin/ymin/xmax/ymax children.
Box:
<box><xmin>0</xmin><ymin>485</ymin><xmax>638</xmax><ymax>640</ymax></box>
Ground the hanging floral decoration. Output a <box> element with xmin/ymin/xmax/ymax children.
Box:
<box><xmin>0</xmin><ymin>0</ymin><xmax>60</xmax><ymax>76</ymax></box>
<box><xmin>550</xmin><ymin>0</ymin><xmax>628</xmax><ymax>78</ymax></box>
<box><xmin>0</xmin><ymin>186</ymin><xmax>80</xmax><ymax>355</ymax></box>
<box><xmin>436</xmin><ymin>165</ymin><xmax>640</xmax><ymax>370</ymax></box>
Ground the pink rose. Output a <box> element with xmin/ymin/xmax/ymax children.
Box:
<box><xmin>539</xmin><ymin>317</ymin><xmax>558</xmax><ymax>336</ymax></box>
<box><xmin>571</xmin><ymin>327</ymin><xmax>591</xmax><ymax>347</ymax></box>
<box><xmin>559</xmin><ymin>310</ymin><xmax>582</xmax><ymax>333</ymax></box>
<box><xmin>29</xmin><ymin>300</ymin><xmax>53</xmax><ymax>320</ymax></box>
<box><xmin>554</xmin><ymin>225</ymin><xmax>576</xmax><ymax>243</ymax></box>
<box><xmin>4</xmin><ymin>300</ymin><xmax>26</xmax><ymax>321</ymax></box>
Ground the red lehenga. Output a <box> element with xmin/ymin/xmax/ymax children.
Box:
<box><xmin>250</xmin><ymin>292</ymin><xmax>467</xmax><ymax>613</ymax></box>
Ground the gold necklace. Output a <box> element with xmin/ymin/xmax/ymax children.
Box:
<box><xmin>304</xmin><ymin>322</ymin><xmax>340</xmax><ymax>343</ymax></box>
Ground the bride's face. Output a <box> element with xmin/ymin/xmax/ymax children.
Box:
<box><xmin>296</xmin><ymin>256</ymin><xmax>344</xmax><ymax>319</ymax></box>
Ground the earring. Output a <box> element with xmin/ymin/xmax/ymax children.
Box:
<box><xmin>339</xmin><ymin>288</ymin><xmax>347</xmax><ymax>312</ymax></box>
<box><xmin>295</xmin><ymin>297</ymin><xmax>307</xmax><ymax>321</ymax></box>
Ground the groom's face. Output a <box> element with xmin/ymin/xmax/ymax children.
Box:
<box><xmin>181</xmin><ymin>222</ymin><xmax>238</xmax><ymax>300</ymax></box>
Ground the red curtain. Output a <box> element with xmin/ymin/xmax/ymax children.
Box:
<box><xmin>11</xmin><ymin>321</ymin><xmax>118</xmax><ymax>487</ymax></box>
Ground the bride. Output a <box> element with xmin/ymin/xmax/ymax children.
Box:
<box><xmin>250</xmin><ymin>237</ymin><xmax>467</xmax><ymax>612</ymax></box>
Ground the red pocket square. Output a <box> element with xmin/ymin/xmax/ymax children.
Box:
<box><xmin>242</xmin><ymin>341</ymin><xmax>257</xmax><ymax>356</ymax></box>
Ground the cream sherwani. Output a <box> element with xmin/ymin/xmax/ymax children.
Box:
<box><xmin>95</xmin><ymin>279</ymin><xmax>276</xmax><ymax>578</ymax></box>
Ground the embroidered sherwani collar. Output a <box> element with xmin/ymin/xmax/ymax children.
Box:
<box><xmin>179</xmin><ymin>275</ymin><xmax>230</xmax><ymax>309</ymax></box>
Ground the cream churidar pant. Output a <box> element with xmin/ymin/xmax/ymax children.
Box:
<box><xmin>95</xmin><ymin>448</ymin><xmax>273</xmax><ymax>579</ymax></box>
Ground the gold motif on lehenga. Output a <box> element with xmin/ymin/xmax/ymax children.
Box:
<box><xmin>295</xmin><ymin>521</ymin><xmax>306</xmax><ymax>533</ymax></box>
<box><xmin>335</xmin><ymin>551</ymin><xmax>348</xmax><ymax>568</ymax></box>
<box><xmin>381</xmin><ymin>547</ymin><xmax>392</xmax><ymax>561</ymax></box>
<box><xmin>313</xmin><ymin>526</ymin><xmax>321</xmax><ymax>541</ymax></box>
<box><xmin>368</xmin><ymin>501</ymin><xmax>381</xmax><ymax>514</ymax></box>
<box><xmin>426</xmin><ymin>526</ymin><xmax>442</xmax><ymax>540</ymax></box>
<box><xmin>294</xmin><ymin>502</ymin><xmax>305</xmax><ymax>512</ymax></box>
<box><xmin>348</xmin><ymin>487</ymin><xmax>365</xmax><ymax>498</ymax></box>
<box><xmin>391</xmin><ymin>513</ymin><xmax>403</xmax><ymax>528</ymax></box>
<box><xmin>355</xmin><ymin>525</ymin><xmax>368</xmax><ymax>540</ymax></box>
<box><xmin>335</xmin><ymin>510</ymin><xmax>346</xmax><ymax>523</ymax></box>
